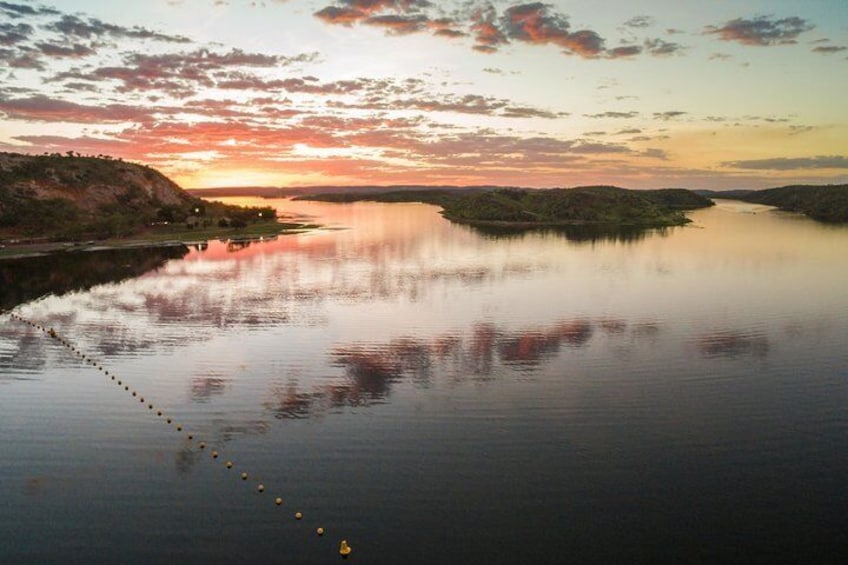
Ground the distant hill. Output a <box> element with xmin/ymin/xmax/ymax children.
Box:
<box><xmin>0</xmin><ymin>152</ymin><xmax>276</xmax><ymax>240</ymax></box>
<box><xmin>299</xmin><ymin>185</ymin><xmax>714</xmax><ymax>228</ymax></box>
<box><xmin>694</xmin><ymin>189</ymin><xmax>755</xmax><ymax>200</ymax></box>
<box><xmin>191</xmin><ymin>184</ymin><xmax>515</xmax><ymax>199</ymax></box>
<box><xmin>736</xmin><ymin>184</ymin><xmax>848</xmax><ymax>223</ymax></box>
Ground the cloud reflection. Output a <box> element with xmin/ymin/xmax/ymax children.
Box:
<box><xmin>264</xmin><ymin>317</ymin><xmax>637</xmax><ymax>420</ymax></box>
<box><xmin>696</xmin><ymin>330</ymin><xmax>770</xmax><ymax>358</ymax></box>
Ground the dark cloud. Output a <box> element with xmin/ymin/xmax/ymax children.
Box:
<box><xmin>705</xmin><ymin>16</ymin><xmax>814</xmax><ymax>46</ymax></box>
<box><xmin>429</xmin><ymin>18</ymin><xmax>465</xmax><ymax>38</ymax></box>
<box><xmin>341</xmin><ymin>0</ymin><xmax>431</xmax><ymax>13</ymax></box>
<box><xmin>365</xmin><ymin>13</ymin><xmax>429</xmax><ymax>34</ymax></box>
<box><xmin>314</xmin><ymin>0</ymin><xmax>431</xmax><ymax>27</ymax></box>
<box><xmin>501</xmin><ymin>106</ymin><xmax>563</xmax><ymax>119</ymax></box>
<box><xmin>315</xmin><ymin>1</ymin><xmax>615</xmax><ymax>59</ymax></box>
<box><xmin>0</xmin><ymin>22</ymin><xmax>33</xmax><ymax>45</ymax></box>
<box><xmin>50</xmin><ymin>49</ymin><xmax>320</xmax><ymax>97</ymax></box>
<box><xmin>623</xmin><ymin>15</ymin><xmax>654</xmax><ymax>29</ymax></box>
<box><xmin>36</xmin><ymin>42</ymin><xmax>96</xmax><ymax>58</ymax></box>
<box><xmin>644</xmin><ymin>38</ymin><xmax>683</xmax><ymax>56</ymax></box>
<box><xmin>641</xmin><ymin>148</ymin><xmax>668</xmax><ymax>160</ymax></box>
<box><xmin>501</xmin><ymin>3</ymin><xmax>605</xmax><ymax>57</ymax></box>
<box><xmin>585</xmin><ymin>111</ymin><xmax>639</xmax><ymax>119</ymax></box>
<box><xmin>470</xmin><ymin>3</ymin><xmax>507</xmax><ymax>52</ymax></box>
<box><xmin>329</xmin><ymin>89</ymin><xmax>559</xmax><ymax>119</ymax></box>
<box><xmin>0</xmin><ymin>95</ymin><xmax>153</xmax><ymax>122</ymax></box>
<box><xmin>0</xmin><ymin>1</ymin><xmax>58</xmax><ymax>18</ymax></box>
<box><xmin>314</xmin><ymin>6</ymin><xmax>365</xmax><ymax>25</ymax></box>
<box><xmin>812</xmin><ymin>45</ymin><xmax>846</xmax><ymax>54</ymax></box>
<box><xmin>0</xmin><ymin>46</ymin><xmax>43</xmax><ymax>69</ymax></box>
<box><xmin>653</xmin><ymin>111</ymin><xmax>687</xmax><ymax>120</ymax></box>
<box><xmin>45</xmin><ymin>14</ymin><xmax>192</xmax><ymax>43</ymax></box>
<box><xmin>722</xmin><ymin>155</ymin><xmax>848</xmax><ymax>170</ymax></box>
<box><xmin>608</xmin><ymin>45</ymin><xmax>641</xmax><ymax>58</ymax></box>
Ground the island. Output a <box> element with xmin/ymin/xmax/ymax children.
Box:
<box><xmin>298</xmin><ymin>185</ymin><xmax>715</xmax><ymax>228</ymax></box>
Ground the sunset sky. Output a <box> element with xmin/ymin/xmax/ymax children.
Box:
<box><xmin>1</xmin><ymin>0</ymin><xmax>846</xmax><ymax>189</ymax></box>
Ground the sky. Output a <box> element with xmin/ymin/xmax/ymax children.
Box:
<box><xmin>0</xmin><ymin>0</ymin><xmax>846</xmax><ymax>190</ymax></box>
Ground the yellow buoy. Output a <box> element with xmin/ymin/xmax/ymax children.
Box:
<box><xmin>275</xmin><ymin>497</ymin><xmax>282</xmax><ymax>506</ymax></box>
<box><xmin>317</xmin><ymin>527</ymin><xmax>324</xmax><ymax>536</ymax></box>
<box><xmin>257</xmin><ymin>484</ymin><xmax>265</xmax><ymax>493</ymax></box>
<box><xmin>339</xmin><ymin>540</ymin><xmax>352</xmax><ymax>558</ymax></box>
<box><xmin>199</xmin><ymin>442</ymin><xmax>206</xmax><ymax>449</ymax></box>
<box><xmin>226</xmin><ymin>461</ymin><xmax>233</xmax><ymax>469</ymax></box>
<box><xmin>295</xmin><ymin>512</ymin><xmax>303</xmax><ymax>520</ymax></box>
<box><xmin>241</xmin><ymin>472</ymin><xmax>248</xmax><ymax>480</ymax></box>
<box><xmin>211</xmin><ymin>450</ymin><xmax>219</xmax><ymax>459</ymax></box>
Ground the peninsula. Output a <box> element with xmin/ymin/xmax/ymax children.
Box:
<box><xmin>0</xmin><ymin>152</ymin><xmax>308</xmax><ymax>258</ymax></box>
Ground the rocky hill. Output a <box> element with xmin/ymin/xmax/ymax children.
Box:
<box><xmin>1</xmin><ymin>152</ymin><xmax>219</xmax><ymax>239</ymax></box>
<box><xmin>1</xmin><ymin>152</ymin><xmax>196</xmax><ymax>226</ymax></box>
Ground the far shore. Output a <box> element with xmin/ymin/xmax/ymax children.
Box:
<box><xmin>0</xmin><ymin>220</ymin><xmax>318</xmax><ymax>260</ymax></box>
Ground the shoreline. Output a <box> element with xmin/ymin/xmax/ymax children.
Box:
<box><xmin>0</xmin><ymin>221</ymin><xmax>318</xmax><ymax>261</ymax></box>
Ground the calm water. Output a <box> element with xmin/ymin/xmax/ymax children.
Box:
<box><xmin>1</xmin><ymin>199</ymin><xmax>847</xmax><ymax>564</ymax></box>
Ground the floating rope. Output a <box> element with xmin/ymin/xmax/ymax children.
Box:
<box><xmin>1</xmin><ymin>309</ymin><xmax>352</xmax><ymax>560</ymax></box>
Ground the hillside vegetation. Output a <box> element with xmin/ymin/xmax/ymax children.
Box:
<box><xmin>0</xmin><ymin>152</ymin><xmax>277</xmax><ymax>240</ymax></box>
<box><xmin>738</xmin><ymin>184</ymin><xmax>848</xmax><ymax>223</ymax></box>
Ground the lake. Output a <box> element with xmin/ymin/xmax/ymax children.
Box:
<box><xmin>1</xmin><ymin>198</ymin><xmax>847</xmax><ymax>564</ymax></box>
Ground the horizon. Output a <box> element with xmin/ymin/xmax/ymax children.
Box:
<box><xmin>1</xmin><ymin>1</ymin><xmax>846</xmax><ymax>189</ymax></box>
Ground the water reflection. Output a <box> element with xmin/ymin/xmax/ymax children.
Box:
<box><xmin>697</xmin><ymin>330</ymin><xmax>770</xmax><ymax>358</ymax></box>
<box><xmin>465</xmin><ymin>222</ymin><xmax>671</xmax><ymax>243</ymax></box>
<box><xmin>0</xmin><ymin>329</ymin><xmax>45</xmax><ymax>379</ymax></box>
<box><xmin>0</xmin><ymin>246</ymin><xmax>188</xmax><ymax>310</ymax></box>
<box><xmin>263</xmin><ymin>317</ymin><xmax>642</xmax><ymax>420</ymax></box>
<box><xmin>191</xmin><ymin>376</ymin><xmax>230</xmax><ymax>402</ymax></box>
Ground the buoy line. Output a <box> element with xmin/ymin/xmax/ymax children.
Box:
<box><xmin>1</xmin><ymin>310</ymin><xmax>353</xmax><ymax>560</ymax></box>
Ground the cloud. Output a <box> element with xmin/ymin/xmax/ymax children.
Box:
<box><xmin>0</xmin><ymin>1</ymin><xmax>58</xmax><ymax>18</ymax></box>
<box><xmin>653</xmin><ymin>111</ymin><xmax>687</xmax><ymax>120</ymax></box>
<box><xmin>623</xmin><ymin>15</ymin><xmax>654</xmax><ymax>29</ymax></box>
<box><xmin>501</xmin><ymin>106</ymin><xmax>563</xmax><ymax>119</ymax></box>
<box><xmin>50</xmin><ymin>48</ymin><xmax>320</xmax><ymax>97</ymax></box>
<box><xmin>0</xmin><ymin>22</ymin><xmax>33</xmax><ymax>45</ymax></box>
<box><xmin>328</xmin><ymin>89</ymin><xmax>560</xmax><ymax>119</ymax></box>
<box><xmin>0</xmin><ymin>95</ymin><xmax>153</xmax><ymax>122</ymax></box>
<box><xmin>0</xmin><ymin>46</ymin><xmax>43</xmax><ymax>69</ymax></box>
<box><xmin>314</xmin><ymin>6</ymin><xmax>366</xmax><ymax>25</ymax></box>
<box><xmin>608</xmin><ymin>45</ymin><xmax>641</xmax><ymax>58</ymax></box>
<box><xmin>812</xmin><ymin>45</ymin><xmax>846</xmax><ymax>54</ymax></box>
<box><xmin>644</xmin><ymin>38</ymin><xmax>683</xmax><ymax>56</ymax></box>
<box><xmin>315</xmin><ymin>1</ymin><xmax>617</xmax><ymax>59</ymax></box>
<box><xmin>722</xmin><ymin>155</ymin><xmax>848</xmax><ymax>170</ymax></box>
<box><xmin>314</xmin><ymin>0</ymin><xmax>432</xmax><ymax>28</ymax></box>
<box><xmin>45</xmin><ymin>14</ymin><xmax>192</xmax><ymax>43</ymax></box>
<box><xmin>365</xmin><ymin>14</ymin><xmax>430</xmax><ymax>35</ymax></box>
<box><xmin>585</xmin><ymin>111</ymin><xmax>639</xmax><ymax>119</ymax></box>
<box><xmin>36</xmin><ymin>42</ymin><xmax>96</xmax><ymax>58</ymax></box>
<box><xmin>500</xmin><ymin>3</ymin><xmax>605</xmax><ymax>57</ymax></box>
<box><xmin>705</xmin><ymin>16</ymin><xmax>814</xmax><ymax>46</ymax></box>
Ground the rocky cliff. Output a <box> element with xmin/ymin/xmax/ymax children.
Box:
<box><xmin>0</xmin><ymin>152</ymin><xmax>199</xmax><ymax>238</ymax></box>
